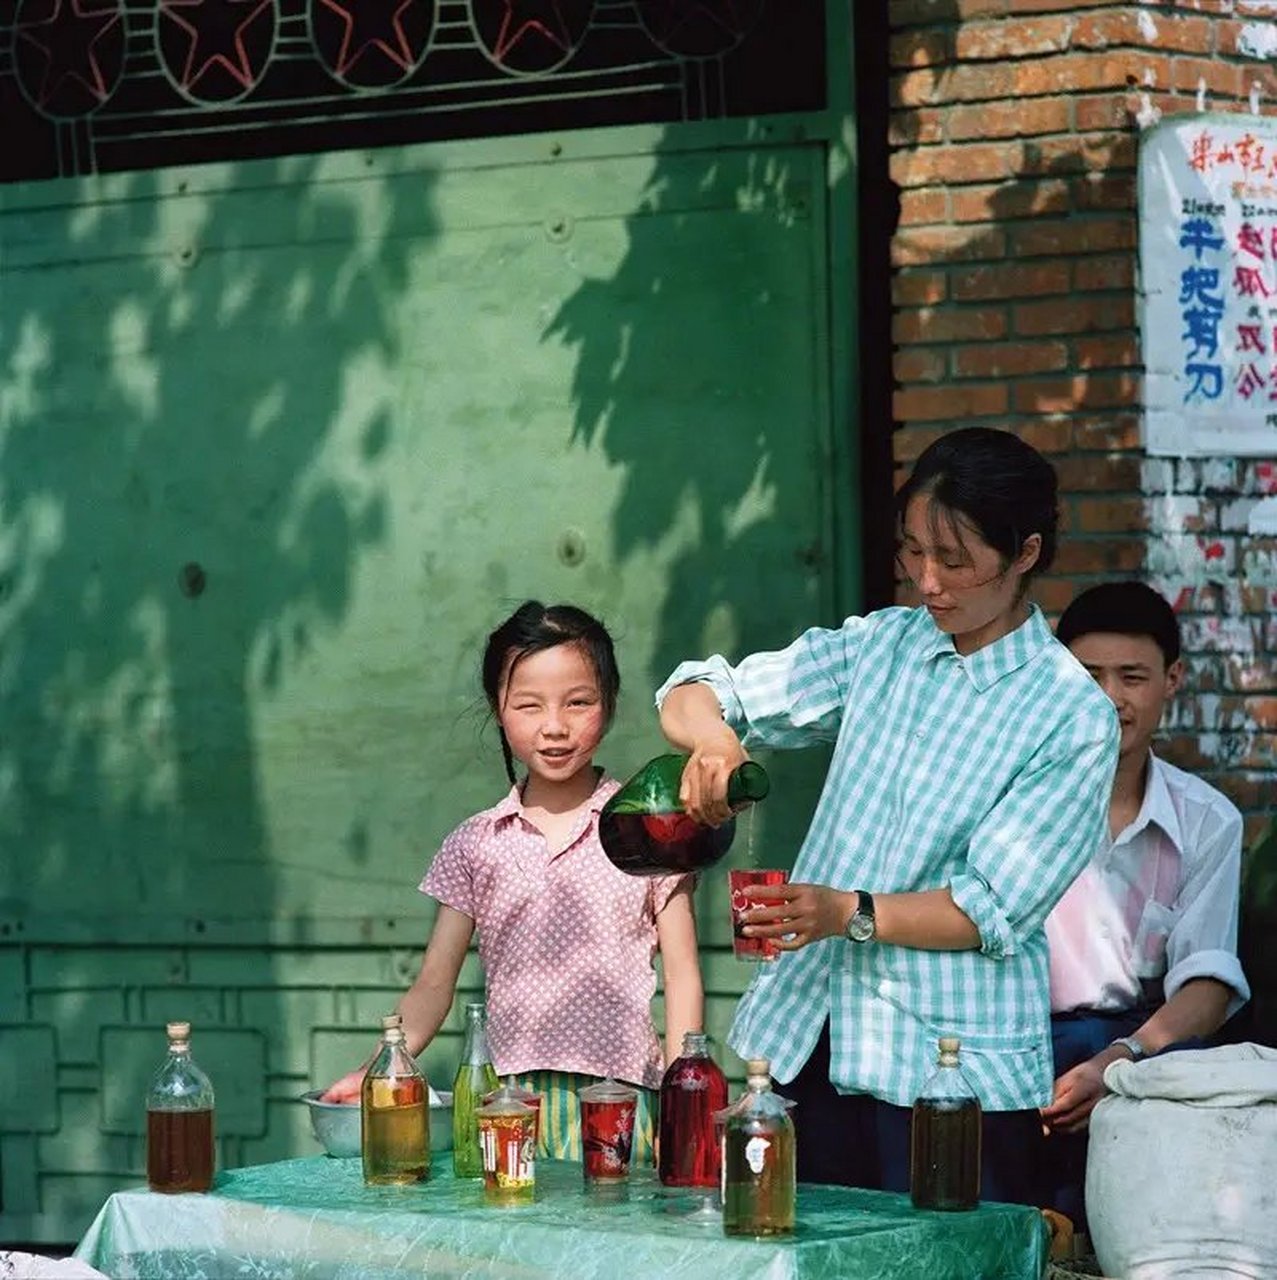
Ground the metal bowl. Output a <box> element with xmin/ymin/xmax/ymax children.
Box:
<box><xmin>300</xmin><ymin>1089</ymin><xmax>454</xmax><ymax>1158</ymax></box>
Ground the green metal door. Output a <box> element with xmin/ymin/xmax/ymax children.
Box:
<box><xmin>0</xmin><ymin>104</ymin><xmax>855</xmax><ymax>1241</ymax></box>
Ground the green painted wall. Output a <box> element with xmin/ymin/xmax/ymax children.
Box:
<box><xmin>0</xmin><ymin>59</ymin><xmax>856</xmax><ymax>1244</ymax></box>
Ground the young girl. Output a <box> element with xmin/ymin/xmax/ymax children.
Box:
<box><xmin>657</xmin><ymin>427</ymin><xmax>1119</xmax><ymax>1204</ymax></box>
<box><xmin>324</xmin><ymin>601</ymin><xmax>703</xmax><ymax>1162</ymax></box>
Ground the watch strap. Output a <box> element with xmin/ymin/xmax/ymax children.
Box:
<box><xmin>1111</xmin><ymin>1035</ymin><xmax>1146</xmax><ymax>1062</ymax></box>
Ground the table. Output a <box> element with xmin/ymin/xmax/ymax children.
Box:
<box><xmin>74</xmin><ymin>1155</ymin><xmax>1048</xmax><ymax>1279</ymax></box>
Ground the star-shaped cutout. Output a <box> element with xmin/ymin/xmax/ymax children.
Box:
<box><xmin>15</xmin><ymin>0</ymin><xmax>124</xmax><ymax>113</ymax></box>
<box><xmin>161</xmin><ymin>0</ymin><xmax>274</xmax><ymax>96</ymax></box>
<box><xmin>638</xmin><ymin>0</ymin><xmax>759</xmax><ymax>55</ymax></box>
<box><xmin>318</xmin><ymin>0</ymin><xmax>421</xmax><ymax>80</ymax></box>
<box><xmin>492</xmin><ymin>0</ymin><xmax>573</xmax><ymax>64</ymax></box>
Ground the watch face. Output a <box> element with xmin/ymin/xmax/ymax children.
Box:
<box><xmin>847</xmin><ymin>913</ymin><xmax>874</xmax><ymax>943</ymax></box>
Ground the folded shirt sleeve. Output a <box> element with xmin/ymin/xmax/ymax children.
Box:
<box><xmin>950</xmin><ymin>703</ymin><xmax>1118</xmax><ymax>960</ymax></box>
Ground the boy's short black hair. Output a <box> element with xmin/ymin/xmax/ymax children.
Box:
<box><xmin>1055</xmin><ymin>581</ymin><xmax>1181</xmax><ymax>667</ymax></box>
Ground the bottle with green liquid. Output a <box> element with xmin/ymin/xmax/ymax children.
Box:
<box><xmin>452</xmin><ymin>1002</ymin><xmax>499</xmax><ymax>1178</ymax></box>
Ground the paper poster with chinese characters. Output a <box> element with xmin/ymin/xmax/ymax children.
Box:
<box><xmin>1141</xmin><ymin>113</ymin><xmax>1277</xmax><ymax>456</ymax></box>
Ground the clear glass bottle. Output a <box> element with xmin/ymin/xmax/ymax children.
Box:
<box><xmin>911</xmin><ymin>1036</ymin><xmax>981</xmax><ymax>1211</ymax></box>
<box><xmin>599</xmin><ymin>753</ymin><xmax>770</xmax><ymax>877</ymax></box>
<box><xmin>659</xmin><ymin>1031</ymin><xmax>729</xmax><ymax>1189</ymax></box>
<box><xmin>722</xmin><ymin>1057</ymin><xmax>795</xmax><ymax>1237</ymax></box>
<box><xmin>452</xmin><ymin>1002</ymin><xmax>499</xmax><ymax>1178</ymax></box>
<box><xmin>361</xmin><ymin>1013</ymin><xmax>429</xmax><ymax>1185</ymax></box>
<box><xmin>146</xmin><ymin>1020</ymin><xmax>216</xmax><ymax>1193</ymax></box>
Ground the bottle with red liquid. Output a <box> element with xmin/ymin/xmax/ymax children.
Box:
<box><xmin>658</xmin><ymin>1032</ymin><xmax>728</xmax><ymax>1190</ymax></box>
<box><xmin>599</xmin><ymin>753</ymin><xmax>770</xmax><ymax>877</ymax></box>
<box><xmin>146</xmin><ymin>1021</ymin><xmax>216</xmax><ymax>1193</ymax></box>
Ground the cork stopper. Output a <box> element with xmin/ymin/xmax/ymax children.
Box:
<box><xmin>166</xmin><ymin>1021</ymin><xmax>191</xmax><ymax>1041</ymax></box>
<box><xmin>746</xmin><ymin>1057</ymin><xmax>770</xmax><ymax>1075</ymax></box>
<box><xmin>938</xmin><ymin>1036</ymin><xmax>960</xmax><ymax>1053</ymax></box>
<box><xmin>381</xmin><ymin>1013</ymin><xmax>403</xmax><ymax>1031</ymax></box>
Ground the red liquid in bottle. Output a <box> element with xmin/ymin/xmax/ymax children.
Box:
<box><xmin>598</xmin><ymin>811</ymin><xmax>736</xmax><ymax>877</ymax></box>
<box><xmin>659</xmin><ymin>1050</ymin><xmax>729</xmax><ymax>1188</ymax></box>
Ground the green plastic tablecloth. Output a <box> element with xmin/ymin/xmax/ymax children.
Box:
<box><xmin>74</xmin><ymin>1154</ymin><xmax>1048</xmax><ymax>1279</ymax></box>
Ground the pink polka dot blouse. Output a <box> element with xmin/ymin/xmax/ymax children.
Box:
<box><xmin>421</xmin><ymin>772</ymin><xmax>691</xmax><ymax>1090</ymax></box>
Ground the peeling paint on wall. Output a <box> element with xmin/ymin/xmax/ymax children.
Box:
<box><xmin>1238</xmin><ymin>23</ymin><xmax>1277</xmax><ymax>59</ymax></box>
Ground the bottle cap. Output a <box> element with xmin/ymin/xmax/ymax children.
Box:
<box><xmin>381</xmin><ymin>1013</ymin><xmax>403</xmax><ymax>1031</ymax></box>
<box><xmin>483</xmin><ymin>1076</ymin><xmax>541</xmax><ymax>1110</ymax></box>
<box><xmin>682</xmin><ymin>1030</ymin><xmax>709</xmax><ymax>1053</ymax></box>
<box><xmin>166</xmin><ymin>1021</ymin><xmax>191</xmax><ymax>1040</ymax></box>
<box><xmin>745</xmin><ymin>1057</ymin><xmax>770</xmax><ymax>1076</ymax></box>
<box><xmin>465</xmin><ymin>1001</ymin><xmax>485</xmax><ymax>1015</ymax></box>
<box><xmin>577</xmin><ymin>1077</ymin><xmax>638</xmax><ymax>1103</ymax></box>
<box><xmin>938</xmin><ymin>1036</ymin><xmax>960</xmax><ymax>1054</ymax></box>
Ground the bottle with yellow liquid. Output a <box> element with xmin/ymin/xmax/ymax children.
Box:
<box><xmin>361</xmin><ymin>1013</ymin><xmax>429</xmax><ymax>1185</ymax></box>
<box><xmin>452</xmin><ymin>1002</ymin><xmax>499</xmax><ymax>1178</ymax></box>
<box><xmin>721</xmin><ymin>1057</ymin><xmax>796</xmax><ymax>1237</ymax></box>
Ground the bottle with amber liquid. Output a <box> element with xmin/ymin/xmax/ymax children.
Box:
<box><xmin>361</xmin><ymin>1013</ymin><xmax>430</xmax><ymax>1185</ymax></box>
<box><xmin>722</xmin><ymin>1057</ymin><xmax>795</xmax><ymax>1237</ymax></box>
<box><xmin>659</xmin><ymin>1031</ymin><xmax>729</xmax><ymax>1190</ymax></box>
<box><xmin>146</xmin><ymin>1020</ymin><xmax>216</xmax><ymax>1193</ymax></box>
<box><xmin>911</xmin><ymin>1036</ymin><xmax>981</xmax><ymax>1211</ymax></box>
<box><xmin>452</xmin><ymin>1002</ymin><xmax>499</xmax><ymax>1178</ymax></box>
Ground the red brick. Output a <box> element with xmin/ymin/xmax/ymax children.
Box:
<box><xmin>1171</xmin><ymin>57</ymin><xmax>1246</xmax><ymax>99</ymax></box>
<box><xmin>952</xmin><ymin>339</ymin><xmax>1069</xmax><ymax>377</ymax></box>
<box><xmin>1010</xmin><ymin>215</ymin><xmax>1136</xmax><ymax>257</ymax></box>
<box><xmin>892</xmin><ymin>424</ymin><xmax>949</xmax><ymax>463</ymax></box>
<box><xmin>892</xmin><ymin>225</ymin><xmax>1008</xmax><ymax>266</ymax></box>
<box><xmin>894</xmin><ymin>347</ymin><xmax>949</xmax><ymax>382</ymax></box>
<box><xmin>899</xmin><ymin>187</ymin><xmax>950</xmax><ymax>225</ymax></box>
<box><xmin>1013</xmin><ymin>52</ymin><xmax>1151</xmax><ymax>97</ymax></box>
<box><xmin>1052</xmin><ymin>537</ymin><xmax>1145</xmax><ymax>574</ymax></box>
<box><xmin>1033</xmin><ymin>575</ymin><xmax>1084</xmax><ymax>616</ymax></box>
<box><xmin>1014</xmin><ymin>295</ymin><xmax>1135</xmax><ymax>336</ymax></box>
<box><xmin>895</xmin><ymin>306</ymin><xmax>1009</xmax><ymax>343</ymax></box>
<box><xmin>891</xmin><ymin>0</ymin><xmax>1009</xmax><ymax>25</ymax></box>
<box><xmin>1073</xmin><ymin>333</ymin><xmax>1140</xmax><ymax>368</ymax></box>
<box><xmin>1016</xmin><ymin>419</ymin><xmax>1076</xmax><ymax>454</ymax></box>
<box><xmin>1012</xmin><ymin>371</ymin><xmax>1139</xmax><ymax>413</ymax></box>
<box><xmin>947</xmin><ymin>97</ymin><xmax>1072</xmax><ymax>141</ymax></box>
<box><xmin>950</xmin><ymin>179</ymin><xmax>1071</xmax><ymax>223</ymax></box>
<box><xmin>1075</xmin><ymin>93</ymin><xmax>1140</xmax><ymax>132</ymax></box>
<box><xmin>1073</xmin><ymin>173</ymin><xmax>1137</xmax><ymax>212</ymax></box>
<box><xmin>890</xmin><ymin>28</ymin><xmax>954</xmax><ymax>71</ymax></box>
<box><xmin>1072</xmin><ymin>413</ymin><xmax>1141</xmax><ymax>450</ymax></box>
<box><xmin>894</xmin><ymin>383</ymin><xmax>1009</xmax><ymax>421</ymax></box>
<box><xmin>894</xmin><ymin>270</ymin><xmax>949</xmax><ymax>306</ymax></box>
<box><xmin>1244</xmin><ymin>697</ymin><xmax>1277</xmax><ymax>731</ymax></box>
<box><xmin>1053</xmin><ymin>453</ymin><xmax>1143</xmax><ymax>491</ymax></box>
<box><xmin>891</xmin><ymin>141</ymin><xmax>1024</xmax><ymax>186</ymax></box>
<box><xmin>890</xmin><ymin>107</ymin><xmax>945</xmax><ymax>147</ymax></box>
<box><xmin>951</xmin><ymin>260</ymin><xmax>1071</xmax><ymax>301</ymax></box>
<box><xmin>957</xmin><ymin>16</ymin><xmax>1072</xmax><ymax>60</ymax></box>
<box><xmin>892</xmin><ymin>63</ymin><xmax>1019</xmax><ymax>108</ymax></box>
<box><xmin>1073</xmin><ymin>255</ymin><xmax>1135</xmax><ymax>291</ymax></box>
<box><xmin>1072</xmin><ymin>12</ymin><xmax>1211</xmax><ymax>55</ymax></box>
<box><xmin>1073</xmin><ymin>497</ymin><xmax>1147</xmax><ymax>533</ymax></box>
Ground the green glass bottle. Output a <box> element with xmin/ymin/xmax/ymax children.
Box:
<box><xmin>452</xmin><ymin>1002</ymin><xmax>499</xmax><ymax>1178</ymax></box>
<box><xmin>599</xmin><ymin>753</ymin><xmax>769</xmax><ymax>877</ymax></box>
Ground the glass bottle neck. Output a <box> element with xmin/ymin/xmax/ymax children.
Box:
<box><xmin>681</xmin><ymin>1032</ymin><xmax>708</xmax><ymax>1057</ymax></box>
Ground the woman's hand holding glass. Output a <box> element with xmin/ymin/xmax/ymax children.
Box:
<box><xmin>738</xmin><ymin>883</ymin><xmax>857</xmax><ymax>951</ymax></box>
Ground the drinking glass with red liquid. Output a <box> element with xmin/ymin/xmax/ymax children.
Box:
<box><xmin>578</xmin><ymin>1078</ymin><xmax>638</xmax><ymax>1183</ymax></box>
<box><xmin>729</xmin><ymin>869</ymin><xmax>789</xmax><ymax>961</ymax></box>
<box><xmin>659</xmin><ymin>1032</ymin><xmax>729</xmax><ymax>1218</ymax></box>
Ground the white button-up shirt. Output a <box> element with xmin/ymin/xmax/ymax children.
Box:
<box><xmin>1047</xmin><ymin>753</ymin><xmax>1250</xmax><ymax>1017</ymax></box>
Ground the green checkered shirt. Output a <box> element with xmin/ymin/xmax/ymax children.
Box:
<box><xmin>657</xmin><ymin>605</ymin><xmax>1118</xmax><ymax>1110</ymax></box>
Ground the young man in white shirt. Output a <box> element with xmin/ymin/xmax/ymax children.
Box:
<box><xmin>1040</xmin><ymin>581</ymin><xmax>1250</xmax><ymax>1227</ymax></box>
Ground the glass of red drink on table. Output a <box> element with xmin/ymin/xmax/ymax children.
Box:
<box><xmin>729</xmin><ymin>868</ymin><xmax>789</xmax><ymax>961</ymax></box>
<box><xmin>577</xmin><ymin>1078</ymin><xmax>638</xmax><ymax>1183</ymax></box>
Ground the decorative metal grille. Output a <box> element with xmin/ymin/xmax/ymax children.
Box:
<box><xmin>0</xmin><ymin>1</ymin><xmax>825</xmax><ymax>182</ymax></box>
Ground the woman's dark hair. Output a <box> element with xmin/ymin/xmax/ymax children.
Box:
<box><xmin>895</xmin><ymin>426</ymin><xmax>1059</xmax><ymax>582</ymax></box>
<box><xmin>1056</xmin><ymin>581</ymin><xmax>1181</xmax><ymax>667</ymax></box>
<box><xmin>481</xmin><ymin>600</ymin><xmax>620</xmax><ymax>784</ymax></box>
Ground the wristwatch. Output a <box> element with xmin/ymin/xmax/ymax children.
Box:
<box><xmin>844</xmin><ymin>890</ymin><xmax>876</xmax><ymax>943</ymax></box>
<box><xmin>1110</xmin><ymin>1035</ymin><xmax>1147</xmax><ymax>1062</ymax></box>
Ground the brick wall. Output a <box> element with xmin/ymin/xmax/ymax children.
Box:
<box><xmin>887</xmin><ymin>0</ymin><xmax>1277</xmax><ymax>844</ymax></box>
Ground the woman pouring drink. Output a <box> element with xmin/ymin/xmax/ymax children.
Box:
<box><xmin>656</xmin><ymin>428</ymin><xmax>1118</xmax><ymax>1203</ymax></box>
